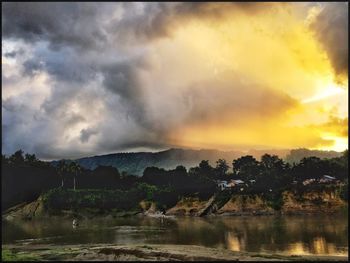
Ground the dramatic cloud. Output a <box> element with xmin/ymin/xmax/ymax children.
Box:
<box><xmin>310</xmin><ymin>2</ymin><xmax>348</xmax><ymax>84</ymax></box>
<box><xmin>2</xmin><ymin>2</ymin><xmax>112</xmax><ymax>50</ymax></box>
<box><xmin>2</xmin><ymin>2</ymin><xmax>348</xmax><ymax>159</ymax></box>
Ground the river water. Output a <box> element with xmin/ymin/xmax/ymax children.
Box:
<box><xmin>2</xmin><ymin>214</ymin><xmax>348</xmax><ymax>256</ymax></box>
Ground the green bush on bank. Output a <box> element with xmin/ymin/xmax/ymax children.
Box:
<box><xmin>42</xmin><ymin>183</ymin><xmax>179</xmax><ymax>212</ymax></box>
<box><xmin>264</xmin><ymin>191</ymin><xmax>284</xmax><ymax>211</ymax></box>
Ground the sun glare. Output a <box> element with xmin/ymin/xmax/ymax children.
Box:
<box><xmin>313</xmin><ymin>132</ymin><xmax>348</xmax><ymax>152</ymax></box>
<box><xmin>302</xmin><ymin>83</ymin><xmax>345</xmax><ymax>104</ymax></box>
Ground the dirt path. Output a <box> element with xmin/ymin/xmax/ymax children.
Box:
<box><xmin>2</xmin><ymin>243</ymin><xmax>348</xmax><ymax>261</ymax></box>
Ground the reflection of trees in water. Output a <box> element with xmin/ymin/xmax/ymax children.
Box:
<box><xmin>171</xmin><ymin>217</ymin><xmax>227</xmax><ymax>246</ymax></box>
<box><xmin>4</xmin><ymin>219</ymin><xmax>73</xmax><ymax>241</ymax></box>
<box><xmin>288</xmin><ymin>237</ymin><xmax>343</xmax><ymax>255</ymax></box>
<box><xmin>4</xmin><ymin>215</ymin><xmax>347</xmax><ymax>255</ymax></box>
<box><xmin>2</xmin><ymin>220</ymin><xmax>29</xmax><ymax>243</ymax></box>
<box><xmin>226</xmin><ymin>232</ymin><xmax>245</xmax><ymax>252</ymax></box>
<box><xmin>220</xmin><ymin>215</ymin><xmax>347</xmax><ymax>255</ymax></box>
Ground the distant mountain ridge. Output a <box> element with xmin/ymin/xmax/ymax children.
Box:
<box><xmin>52</xmin><ymin>148</ymin><xmax>342</xmax><ymax>176</ymax></box>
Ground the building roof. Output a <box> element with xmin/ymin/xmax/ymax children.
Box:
<box><xmin>232</xmin><ymin>179</ymin><xmax>244</xmax><ymax>184</ymax></box>
<box><xmin>323</xmin><ymin>175</ymin><xmax>336</xmax><ymax>180</ymax></box>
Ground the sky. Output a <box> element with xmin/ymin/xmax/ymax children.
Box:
<box><xmin>2</xmin><ymin>2</ymin><xmax>348</xmax><ymax>159</ymax></box>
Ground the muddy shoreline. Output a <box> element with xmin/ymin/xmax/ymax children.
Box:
<box><xmin>2</xmin><ymin>243</ymin><xmax>348</xmax><ymax>261</ymax></box>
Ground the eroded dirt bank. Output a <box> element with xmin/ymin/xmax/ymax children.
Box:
<box><xmin>2</xmin><ymin>243</ymin><xmax>348</xmax><ymax>261</ymax></box>
<box><xmin>3</xmin><ymin>187</ymin><xmax>348</xmax><ymax>221</ymax></box>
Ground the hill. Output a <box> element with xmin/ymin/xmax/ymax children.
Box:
<box><xmin>54</xmin><ymin>148</ymin><xmax>343</xmax><ymax>176</ymax></box>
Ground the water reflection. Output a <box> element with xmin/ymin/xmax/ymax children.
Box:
<box><xmin>226</xmin><ymin>232</ymin><xmax>245</xmax><ymax>252</ymax></box>
<box><xmin>2</xmin><ymin>214</ymin><xmax>348</xmax><ymax>256</ymax></box>
<box><xmin>288</xmin><ymin>242</ymin><xmax>310</xmax><ymax>255</ymax></box>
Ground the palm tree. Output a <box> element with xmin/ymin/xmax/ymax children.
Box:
<box><xmin>57</xmin><ymin>160</ymin><xmax>67</xmax><ymax>188</ymax></box>
<box><xmin>68</xmin><ymin>162</ymin><xmax>82</xmax><ymax>191</ymax></box>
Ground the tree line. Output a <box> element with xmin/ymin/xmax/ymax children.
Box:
<box><xmin>2</xmin><ymin>149</ymin><xmax>348</xmax><ymax>211</ymax></box>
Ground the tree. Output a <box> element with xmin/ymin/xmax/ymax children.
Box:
<box><xmin>24</xmin><ymin>153</ymin><xmax>38</xmax><ymax>164</ymax></box>
<box><xmin>293</xmin><ymin>157</ymin><xmax>323</xmax><ymax>181</ymax></box>
<box><xmin>57</xmin><ymin>160</ymin><xmax>68</xmax><ymax>188</ymax></box>
<box><xmin>2</xmin><ymin>154</ymin><xmax>9</xmax><ymax>165</ymax></box>
<box><xmin>89</xmin><ymin>166</ymin><xmax>121</xmax><ymax>189</ymax></box>
<box><xmin>259</xmin><ymin>154</ymin><xmax>291</xmax><ymax>190</ymax></box>
<box><xmin>68</xmin><ymin>162</ymin><xmax>82</xmax><ymax>190</ymax></box>
<box><xmin>261</xmin><ymin>154</ymin><xmax>284</xmax><ymax>171</ymax></box>
<box><xmin>143</xmin><ymin>167</ymin><xmax>167</xmax><ymax>186</ymax></box>
<box><xmin>9</xmin><ymin>150</ymin><xmax>24</xmax><ymax>165</ymax></box>
<box><xmin>198</xmin><ymin>160</ymin><xmax>214</xmax><ymax>179</ymax></box>
<box><xmin>215</xmin><ymin>159</ymin><xmax>229</xmax><ymax>180</ymax></box>
<box><xmin>232</xmin><ymin>155</ymin><xmax>260</xmax><ymax>180</ymax></box>
<box><xmin>175</xmin><ymin>165</ymin><xmax>187</xmax><ymax>174</ymax></box>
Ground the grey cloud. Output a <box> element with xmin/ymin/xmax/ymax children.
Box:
<box><xmin>22</xmin><ymin>59</ymin><xmax>44</xmax><ymax>77</ymax></box>
<box><xmin>1</xmin><ymin>2</ymin><xmax>339</xmax><ymax>160</ymax></box>
<box><xmin>4</xmin><ymin>48</ymin><xmax>24</xmax><ymax>58</ymax></box>
<box><xmin>65</xmin><ymin>113</ymin><xmax>86</xmax><ymax>127</ymax></box>
<box><xmin>3</xmin><ymin>2</ymin><xmax>285</xmax><ymax>49</ymax></box>
<box><xmin>23</xmin><ymin>44</ymin><xmax>97</xmax><ymax>82</ymax></box>
<box><xmin>2</xmin><ymin>2</ymin><xmax>112</xmax><ymax>51</ymax></box>
<box><xmin>2</xmin><ymin>97</ymin><xmax>25</xmax><ymax>112</ymax></box>
<box><xmin>110</xmin><ymin>2</ymin><xmax>285</xmax><ymax>43</ymax></box>
<box><xmin>80</xmin><ymin>128</ymin><xmax>98</xmax><ymax>143</ymax></box>
<box><xmin>100</xmin><ymin>57</ymin><xmax>164</xmax><ymax>134</ymax></box>
<box><xmin>311</xmin><ymin>2</ymin><xmax>348</xmax><ymax>81</ymax></box>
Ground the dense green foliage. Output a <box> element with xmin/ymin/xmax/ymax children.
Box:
<box><xmin>43</xmin><ymin>188</ymin><xmax>139</xmax><ymax>211</ymax></box>
<box><xmin>42</xmin><ymin>184</ymin><xmax>179</xmax><ymax>212</ymax></box>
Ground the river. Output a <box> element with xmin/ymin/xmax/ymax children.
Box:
<box><xmin>2</xmin><ymin>214</ymin><xmax>348</xmax><ymax>256</ymax></box>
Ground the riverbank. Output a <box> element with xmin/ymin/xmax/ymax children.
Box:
<box><xmin>3</xmin><ymin>185</ymin><xmax>348</xmax><ymax>221</ymax></box>
<box><xmin>2</xmin><ymin>243</ymin><xmax>348</xmax><ymax>261</ymax></box>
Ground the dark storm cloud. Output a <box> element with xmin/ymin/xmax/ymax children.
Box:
<box><xmin>23</xmin><ymin>45</ymin><xmax>97</xmax><ymax>82</ymax></box>
<box><xmin>2</xmin><ymin>2</ymin><xmax>287</xmax><ymax>47</ymax></box>
<box><xmin>1</xmin><ymin>2</ymin><xmax>299</xmax><ymax>159</ymax></box>
<box><xmin>22</xmin><ymin>59</ymin><xmax>44</xmax><ymax>77</ymax></box>
<box><xmin>2</xmin><ymin>2</ymin><xmax>111</xmax><ymax>51</ymax></box>
<box><xmin>311</xmin><ymin>2</ymin><xmax>348</xmax><ymax>81</ymax></box>
<box><xmin>2</xmin><ymin>2</ymin><xmax>345</xmax><ymax>159</ymax></box>
<box><xmin>100</xmin><ymin>58</ymin><xmax>158</xmax><ymax>132</ymax></box>
<box><xmin>111</xmin><ymin>2</ymin><xmax>285</xmax><ymax>43</ymax></box>
<box><xmin>2</xmin><ymin>2</ymin><xmax>285</xmax><ymax>51</ymax></box>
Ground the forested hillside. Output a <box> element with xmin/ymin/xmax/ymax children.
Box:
<box><xmin>56</xmin><ymin>148</ymin><xmax>342</xmax><ymax>176</ymax></box>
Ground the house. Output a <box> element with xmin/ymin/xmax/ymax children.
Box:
<box><xmin>303</xmin><ymin>178</ymin><xmax>316</xmax><ymax>186</ymax></box>
<box><xmin>217</xmin><ymin>180</ymin><xmax>229</xmax><ymax>191</ymax></box>
<box><xmin>232</xmin><ymin>179</ymin><xmax>244</xmax><ymax>185</ymax></box>
<box><xmin>217</xmin><ymin>179</ymin><xmax>245</xmax><ymax>190</ymax></box>
<box><xmin>319</xmin><ymin>175</ymin><xmax>336</xmax><ymax>183</ymax></box>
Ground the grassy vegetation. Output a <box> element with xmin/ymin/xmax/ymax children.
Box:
<box><xmin>42</xmin><ymin>184</ymin><xmax>179</xmax><ymax>213</ymax></box>
<box><xmin>2</xmin><ymin>249</ymin><xmax>40</xmax><ymax>261</ymax></box>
